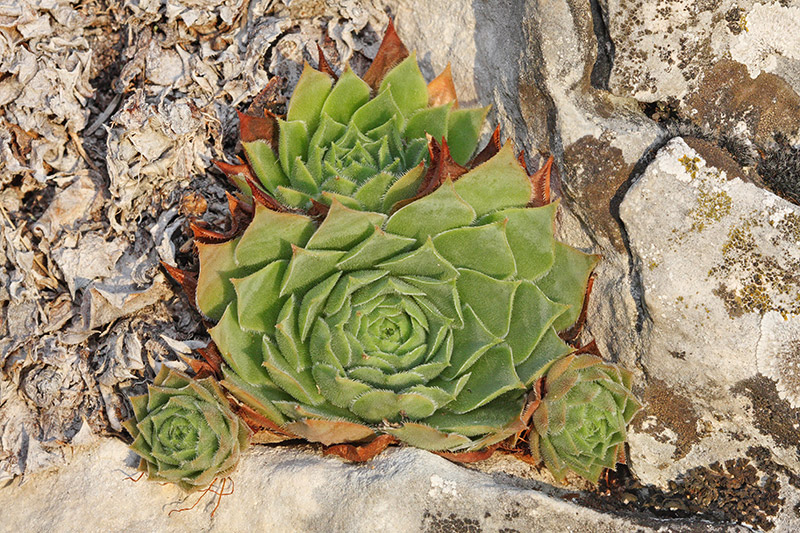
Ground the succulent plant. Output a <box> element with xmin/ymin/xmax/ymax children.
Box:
<box><xmin>529</xmin><ymin>353</ymin><xmax>641</xmax><ymax>483</ymax></box>
<box><xmin>196</xmin><ymin>142</ymin><xmax>598</xmax><ymax>451</ymax></box>
<box><xmin>224</xmin><ymin>22</ymin><xmax>489</xmax><ymax>212</ymax></box>
<box><xmin>123</xmin><ymin>367</ymin><xmax>251</xmax><ymax>492</ymax></box>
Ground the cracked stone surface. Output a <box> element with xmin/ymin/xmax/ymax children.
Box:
<box><xmin>620</xmin><ymin>136</ymin><xmax>800</xmax><ymax>502</ymax></box>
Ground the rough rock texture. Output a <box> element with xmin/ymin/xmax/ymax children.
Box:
<box><xmin>0</xmin><ymin>437</ymin><xmax>745</xmax><ymax>532</ymax></box>
<box><xmin>621</xmin><ymin>137</ymin><xmax>800</xmax><ymax>480</ymax></box>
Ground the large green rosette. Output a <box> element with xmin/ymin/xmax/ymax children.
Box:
<box><xmin>196</xmin><ymin>144</ymin><xmax>598</xmax><ymax>451</ymax></box>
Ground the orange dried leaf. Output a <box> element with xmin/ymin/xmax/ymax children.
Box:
<box><xmin>436</xmin><ymin>443</ymin><xmax>500</xmax><ymax>463</ymax></box>
<box><xmin>323</xmin><ymin>434</ymin><xmax>398</xmax><ymax>462</ymax></box>
<box><xmin>428</xmin><ymin>63</ymin><xmax>458</xmax><ymax>107</ymax></box>
<box><xmin>237</xmin><ymin>110</ymin><xmax>278</xmax><ymax>148</ymax></box>
<box><xmin>529</xmin><ymin>156</ymin><xmax>553</xmax><ymax>207</ymax></box>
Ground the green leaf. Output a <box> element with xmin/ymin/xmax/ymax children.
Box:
<box><xmin>221</xmin><ymin>366</ymin><xmax>290</xmax><ymax>425</ymax></box>
<box><xmin>278</xmin><ymin>120</ymin><xmax>309</xmax><ymax>179</ymax></box>
<box><xmin>404</xmin><ymin>103</ymin><xmax>452</xmax><ymax>142</ymax></box>
<box><xmin>235</xmin><ymin>205</ymin><xmax>315</xmax><ymax>269</ymax></box>
<box><xmin>350</xmin><ymin>89</ymin><xmax>403</xmax><ymax>134</ymax></box>
<box><xmin>377</xmin><ymin>238</ymin><xmax>458</xmax><ymax>280</ymax></box>
<box><xmin>353</xmin><ymin>171</ymin><xmax>397</xmax><ymax>211</ymax></box>
<box><xmin>232</xmin><ymin>260</ymin><xmax>287</xmax><ymax>334</ymax></box>
<box><xmin>515</xmin><ymin>327</ymin><xmax>574</xmax><ymax>387</ymax></box>
<box><xmin>305</xmin><ymin>200</ymin><xmax>386</xmax><ymax>250</ymax></box>
<box><xmin>482</xmin><ymin>202</ymin><xmax>557</xmax><ymax>281</ymax></box>
<box><xmin>453</xmin><ymin>143</ymin><xmax>530</xmax><ymax>216</ymax></box>
<box><xmin>387</xmin><ymin>423</ymin><xmax>471</xmax><ymax>450</ymax></box>
<box><xmin>447</xmin><ymin>344</ymin><xmax>524</xmax><ymax>413</ymax></box>
<box><xmin>290</xmin><ymin>158</ymin><xmax>320</xmax><ymax>195</ymax></box>
<box><xmin>382</xmin><ymin>163</ymin><xmax>425</xmax><ymax>212</ymax></box>
<box><xmin>312</xmin><ymin>363</ymin><xmax>371</xmax><ymax>409</ymax></box>
<box><xmin>324</xmin><ymin>270</ymin><xmax>388</xmax><ymax>316</ymax></box>
<box><xmin>209</xmin><ymin>302</ymin><xmax>271</xmax><ymax>385</ymax></box>
<box><xmin>321</xmin><ymin>66</ymin><xmax>371</xmax><ymax>125</ymax></box>
<box><xmin>432</xmin><ymin>220</ymin><xmax>517</xmax><ymax>278</ymax></box>
<box><xmin>298</xmin><ymin>272</ymin><xmax>341</xmax><ymax>342</ymax></box>
<box><xmin>535</xmin><ymin>242</ymin><xmax>599</xmax><ymax>331</ymax></box>
<box><xmin>287</xmin><ymin>63</ymin><xmax>333</xmax><ymax>135</ymax></box>
<box><xmin>337</xmin><ymin>228</ymin><xmax>416</xmax><ymax>271</ymax></box>
<box><xmin>197</xmin><ymin>238</ymin><xmax>249</xmax><ymax>322</ymax></box>
<box><xmin>262</xmin><ymin>336</ymin><xmax>325</xmax><ymax>406</ymax></box>
<box><xmin>455</xmin><ymin>269</ymin><xmax>518</xmax><ymax>337</ymax></box>
<box><xmin>378</xmin><ymin>53</ymin><xmax>429</xmax><ymax>117</ymax></box>
<box><xmin>446</xmin><ymin>105</ymin><xmax>490</xmax><ymax>165</ymax></box>
<box><xmin>422</xmin><ymin>392</ymin><xmax>525</xmax><ymax>437</ymax></box>
<box><xmin>274</xmin><ymin>295</ymin><xmax>311</xmax><ymax>372</ymax></box>
<box><xmin>385</xmin><ymin>180</ymin><xmax>475</xmax><ymax>243</ymax></box>
<box><xmin>441</xmin><ymin>305</ymin><xmax>501</xmax><ymax>379</ymax></box>
<box><xmin>242</xmin><ymin>140</ymin><xmax>288</xmax><ymax>194</ymax></box>
<box><xmin>279</xmin><ymin>247</ymin><xmax>345</xmax><ymax>296</ymax></box>
<box><xmin>506</xmin><ymin>281</ymin><xmax>568</xmax><ymax>364</ymax></box>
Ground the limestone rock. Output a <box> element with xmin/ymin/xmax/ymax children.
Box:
<box><xmin>0</xmin><ymin>437</ymin><xmax>744</xmax><ymax>532</ymax></box>
<box><xmin>620</xmin><ymin>137</ymin><xmax>800</xmax><ymax>489</ymax></box>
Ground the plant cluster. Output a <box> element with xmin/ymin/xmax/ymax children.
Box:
<box><xmin>125</xmin><ymin>22</ymin><xmax>640</xmax><ymax>492</ymax></box>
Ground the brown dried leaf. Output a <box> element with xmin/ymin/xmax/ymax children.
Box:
<box><xmin>362</xmin><ymin>19</ymin><xmax>409</xmax><ymax>90</ymax></box>
<box><xmin>245</xmin><ymin>76</ymin><xmax>286</xmax><ymax>121</ymax></box>
<box><xmin>323</xmin><ymin>434</ymin><xmax>398</xmax><ymax>462</ymax></box>
<box><xmin>559</xmin><ymin>275</ymin><xmax>596</xmax><ymax>344</ymax></box>
<box><xmin>436</xmin><ymin>443</ymin><xmax>501</xmax><ymax>463</ymax></box>
<box><xmin>237</xmin><ymin>110</ymin><xmax>278</xmax><ymax>149</ymax></box>
<box><xmin>316</xmin><ymin>43</ymin><xmax>338</xmax><ymax>81</ymax></box>
<box><xmin>427</xmin><ymin>63</ymin><xmax>458</xmax><ymax>107</ymax></box>
<box><xmin>160</xmin><ymin>262</ymin><xmax>198</xmax><ymax>310</ymax></box>
<box><xmin>469</xmin><ymin>125</ymin><xmax>502</xmax><ymax>169</ymax></box>
<box><xmin>529</xmin><ymin>155</ymin><xmax>554</xmax><ymax>207</ymax></box>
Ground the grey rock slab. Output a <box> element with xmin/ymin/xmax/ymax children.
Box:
<box><xmin>0</xmin><ymin>437</ymin><xmax>743</xmax><ymax>532</ymax></box>
<box><xmin>620</xmin><ymin>137</ymin><xmax>800</xmax><ymax>487</ymax></box>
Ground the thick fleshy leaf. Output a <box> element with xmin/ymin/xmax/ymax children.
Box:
<box><xmin>305</xmin><ymin>200</ymin><xmax>386</xmax><ymax>250</ymax></box>
<box><xmin>209</xmin><ymin>303</ymin><xmax>270</xmax><ymax>385</ymax></box>
<box><xmin>197</xmin><ymin>238</ymin><xmax>247</xmax><ymax>322</ymax></box>
<box><xmin>284</xmin><ymin>419</ymin><xmax>374</xmax><ymax>445</ymax></box>
<box><xmin>535</xmin><ymin>242</ymin><xmax>599</xmax><ymax>331</ymax></box>
<box><xmin>378</xmin><ymin>52</ymin><xmax>429</xmax><ymax>117</ymax></box>
<box><xmin>234</xmin><ymin>206</ymin><xmax>315</xmax><ymax>269</ymax></box>
<box><xmin>453</xmin><ymin>143</ymin><xmax>531</xmax><ymax>217</ymax></box>
<box><xmin>385</xmin><ymin>181</ymin><xmax>476</xmax><ymax>243</ymax></box>
<box><xmin>446</xmin><ymin>105</ymin><xmax>490</xmax><ymax>165</ymax></box>
<box><xmin>286</xmin><ymin>63</ymin><xmax>333</xmax><ymax>134</ymax></box>
<box><xmin>404</xmin><ymin>103</ymin><xmax>452</xmax><ymax>142</ymax></box>
<box><xmin>432</xmin><ymin>220</ymin><xmax>516</xmax><ymax>278</ymax></box>
<box><xmin>232</xmin><ymin>260</ymin><xmax>287</xmax><ymax>334</ymax></box>
<box><xmin>446</xmin><ymin>344</ymin><xmax>524</xmax><ymax>413</ymax></box>
<box><xmin>321</xmin><ymin>66</ymin><xmax>371</xmax><ymax>124</ymax></box>
<box><xmin>387</xmin><ymin>422</ymin><xmax>470</xmax><ymax>451</ymax></box>
<box><xmin>482</xmin><ymin>202</ymin><xmax>557</xmax><ymax>281</ymax></box>
<box><xmin>243</xmin><ymin>140</ymin><xmax>288</xmax><ymax>194</ymax></box>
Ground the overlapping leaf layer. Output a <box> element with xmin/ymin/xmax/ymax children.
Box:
<box><xmin>530</xmin><ymin>354</ymin><xmax>641</xmax><ymax>482</ymax></box>
<box><xmin>240</xmin><ymin>54</ymin><xmax>488</xmax><ymax>211</ymax></box>
<box><xmin>197</xmin><ymin>145</ymin><xmax>598</xmax><ymax>451</ymax></box>
<box><xmin>123</xmin><ymin>367</ymin><xmax>251</xmax><ymax>492</ymax></box>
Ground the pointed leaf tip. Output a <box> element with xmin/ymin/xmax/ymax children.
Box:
<box><xmin>428</xmin><ymin>63</ymin><xmax>459</xmax><ymax>107</ymax></box>
<box><xmin>316</xmin><ymin>43</ymin><xmax>339</xmax><ymax>81</ymax></box>
<box><xmin>363</xmin><ymin>18</ymin><xmax>410</xmax><ymax>89</ymax></box>
<box><xmin>530</xmin><ymin>156</ymin><xmax>554</xmax><ymax>207</ymax></box>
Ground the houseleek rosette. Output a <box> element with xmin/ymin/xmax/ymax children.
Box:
<box><xmin>123</xmin><ymin>367</ymin><xmax>251</xmax><ymax>491</ymax></box>
<box><xmin>240</xmin><ymin>53</ymin><xmax>488</xmax><ymax>211</ymax></box>
<box><xmin>530</xmin><ymin>354</ymin><xmax>641</xmax><ymax>482</ymax></box>
<box><xmin>196</xmin><ymin>145</ymin><xmax>598</xmax><ymax>451</ymax></box>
